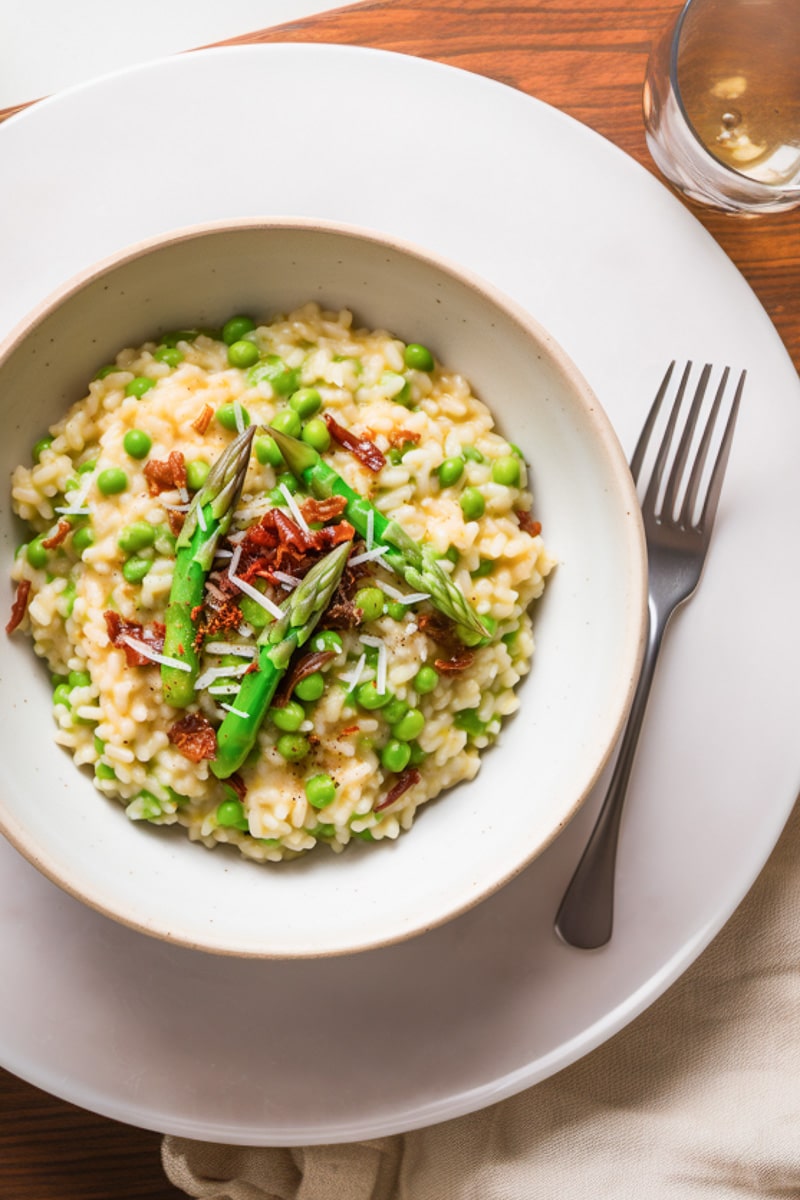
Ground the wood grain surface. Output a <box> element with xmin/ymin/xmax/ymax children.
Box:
<box><xmin>1</xmin><ymin>2</ymin><xmax>797</xmax><ymax>1196</ymax></box>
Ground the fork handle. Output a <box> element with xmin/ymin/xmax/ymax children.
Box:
<box><xmin>554</xmin><ymin>596</ymin><xmax>666</xmax><ymax>949</ymax></box>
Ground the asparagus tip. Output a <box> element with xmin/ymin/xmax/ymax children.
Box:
<box><xmin>268</xmin><ymin>427</ymin><xmax>320</xmax><ymax>476</ymax></box>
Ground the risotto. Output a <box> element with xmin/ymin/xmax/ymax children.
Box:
<box><xmin>7</xmin><ymin>304</ymin><xmax>553</xmax><ymax>861</ymax></box>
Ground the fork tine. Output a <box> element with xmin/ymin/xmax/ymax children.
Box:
<box><xmin>677</xmin><ymin>365</ymin><xmax>728</xmax><ymax>525</ymax></box>
<box><xmin>630</xmin><ymin>360</ymin><xmax>675</xmax><ymax>483</ymax></box>
<box><xmin>696</xmin><ymin>368</ymin><xmax>746</xmax><ymax>533</ymax></box>
<box><xmin>640</xmin><ymin>361</ymin><xmax>692</xmax><ymax>515</ymax></box>
<box><xmin>663</xmin><ymin>363</ymin><xmax>712</xmax><ymax>519</ymax></box>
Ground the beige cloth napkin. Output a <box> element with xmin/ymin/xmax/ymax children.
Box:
<box><xmin>163</xmin><ymin>796</ymin><xmax>800</xmax><ymax>1199</ymax></box>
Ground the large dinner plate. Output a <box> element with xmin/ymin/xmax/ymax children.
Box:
<box><xmin>0</xmin><ymin>44</ymin><xmax>798</xmax><ymax>1144</ymax></box>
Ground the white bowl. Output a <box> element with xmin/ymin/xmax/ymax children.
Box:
<box><xmin>0</xmin><ymin>218</ymin><xmax>646</xmax><ymax>957</ymax></box>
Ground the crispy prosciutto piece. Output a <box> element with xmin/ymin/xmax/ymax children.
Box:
<box><xmin>167</xmin><ymin>712</ymin><xmax>217</xmax><ymax>762</ymax></box>
<box><xmin>386</xmin><ymin>428</ymin><xmax>421</xmax><ymax>448</ymax></box>
<box><xmin>300</xmin><ymin>495</ymin><xmax>348</xmax><ymax>524</ymax></box>
<box><xmin>104</xmin><ymin>612</ymin><xmax>166</xmax><ymax>666</ymax></box>
<box><xmin>375</xmin><ymin>768</ymin><xmax>421</xmax><ymax>811</ymax></box>
<box><xmin>232</xmin><ymin>510</ymin><xmax>355</xmax><ymax>592</ymax></box>
<box><xmin>433</xmin><ymin>651</ymin><xmax>475</xmax><ymax>674</ymax></box>
<box><xmin>143</xmin><ymin>451</ymin><xmax>187</xmax><ymax>496</ymax></box>
<box><xmin>166</xmin><ymin>509</ymin><xmax>186</xmax><ymax>536</ymax></box>
<box><xmin>317</xmin><ymin>547</ymin><xmax>369</xmax><ymax>631</ymax></box>
<box><xmin>192</xmin><ymin>405</ymin><xmax>214</xmax><ymax>435</ymax></box>
<box><xmin>515</xmin><ymin>509</ymin><xmax>542</xmax><ymax>537</ymax></box>
<box><xmin>5</xmin><ymin>580</ymin><xmax>31</xmax><ymax>634</ymax></box>
<box><xmin>417</xmin><ymin>612</ymin><xmax>475</xmax><ymax>671</ymax></box>
<box><xmin>323</xmin><ymin>414</ymin><xmax>386</xmax><ymax>472</ymax></box>
<box><xmin>42</xmin><ymin>519</ymin><xmax>72</xmax><ymax>549</ymax></box>
<box><xmin>225</xmin><ymin>771</ymin><xmax>247</xmax><ymax>801</ymax></box>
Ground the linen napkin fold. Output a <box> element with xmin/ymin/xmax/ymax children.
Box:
<box><xmin>163</xmin><ymin>795</ymin><xmax>800</xmax><ymax>1199</ymax></box>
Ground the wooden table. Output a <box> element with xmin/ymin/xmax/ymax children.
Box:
<box><xmin>1</xmin><ymin>3</ymin><xmax>797</xmax><ymax>1195</ymax></box>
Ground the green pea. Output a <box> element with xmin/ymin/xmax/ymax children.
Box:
<box><xmin>312</xmin><ymin>823</ymin><xmax>336</xmax><ymax>839</ymax></box>
<box><xmin>61</xmin><ymin>580</ymin><xmax>77</xmax><ymax>618</ymax></box>
<box><xmin>408</xmin><ymin>741</ymin><xmax>428</xmax><ymax>766</ymax></box>
<box><xmin>26</xmin><ymin>536</ymin><xmax>49</xmax><ymax>569</ymax></box>
<box><xmin>492</xmin><ymin>455</ymin><xmax>521</xmax><ymax>487</ymax></box>
<box><xmin>222</xmin><ymin>315</ymin><xmax>256</xmax><ymax>345</ymax></box>
<box><xmin>248</xmin><ymin>356</ymin><xmax>300</xmax><ymax>396</ymax></box>
<box><xmin>454</xmin><ymin>709</ymin><xmax>487</xmax><ymax>736</ymax></box>
<box><xmin>276</xmin><ymin>732</ymin><xmax>311</xmax><ymax>761</ymax></box>
<box><xmin>216</xmin><ymin>402</ymin><xmax>251</xmax><ymax>431</ymax></box>
<box><xmin>383</xmin><ymin>698</ymin><xmax>409</xmax><ymax>726</ymax></box>
<box><xmin>268</xmin><ymin>487</ymin><xmax>288</xmax><ymax>507</ymax></box>
<box><xmin>122</xmin><ymin>557</ymin><xmax>151</xmax><ymax>584</ymax></box>
<box><xmin>227</xmin><ymin>340</ymin><xmax>260</xmax><ymax>369</ymax></box>
<box><xmin>153</xmin><ymin>346</ymin><xmax>184</xmax><ymax>367</ymax></box>
<box><xmin>97</xmin><ymin>467</ymin><xmax>129</xmax><ymax>496</ymax></box>
<box><xmin>165</xmin><ymin>787</ymin><xmax>191</xmax><ymax>807</ymax></box>
<box><xmin>381</xmin><ymin>371</ymin><xmax>413</xmax><ymax>407</ymax></box>
<box><xmin>95</xmin><ymin>762</ymin><xmax>117</xmax><ymax>780</ymax></box>
<box><xmin>460</xmin><ymin>487</ymin><xmax>485</xmax><ymax>521</ymax></box>
<box><xmin>159</xmin><ymin>329</ymin><xmax>198</xmax><ymax>347</ymax></box>
<box><xmin>462</xmin><ymin>445</ymin><xmax>484</xmax><ymax>463</ymax></box>
<box><xmin>276</xmin><ymin>472</ymin><xmax>299</xmax><ymax>495</ymax></box>
<box><xmin>471</xmin><ymin>558</ymin><xmax>494</xmax><ymax>579</ymax></box>
<box><xmin>254</xmin><ymin>435</ymin><xmax>285</xmax><ymax>468</ymax></box>
<box><xmin>185</xmin><ymin>459</ymin><xmax>210</xmax><ymax>491</ymax></box>
<box><xmin>52</xmin><ymin>683</ymin><xmax>72</xmax><ymax>708</ymax></box>
<box><xmin>301</xmin><ymin>417</ymin><xmax>331</xmax><ymax>452</ymax></box>
<box><xmin>456</xmin><ymin>614</ymin><xmax>497</xmax><ymax>647</ymax></box>
<box><xmin>154</xmin><ymin>524</ymin><xmax>177</xmax><ymax>557</ymax></box>
<box><xmin>93</xmin><ymin>364</ymin><xmax>119</xmax><ymax>380</ymax></box>
<box><xmin>68</xmin><ymin>670</ymin><xmax>91</xmax><ymax>688</ymax></box>
<box><xmin>32</xmin><ymin>435</ymin><xmax>53</xmax><ymax>463</ymax></box>
<box><xmin>391</xmin><ymin>708</ymin><xmax>425</xmax><ymax>742</ymax></box>
<box><xmin>295</xmin><ymin>673</ymin><xmax>325</xmax><ymax>702</ymax></box>
<box><xmin>118</xmin><ymin>521</ymin><xmax>155</xmax><ymax>554</ymax></box>
<box><xmin>305</xmin><ymin>773</ymin><xmax>337</xmax><ymax>809</ymax></box>
<box><xmin>77</xmin><ymin>458</ymin><xmax>97</xmax><ymax>474</ymax></box>
<box><xmin>510</xmin><ymin>443</ymin><xmax>524</xmax><ymax>459</ymax></box>
<box><xmin>93</xmin><ymin>735</ymin><xmax>105</xmax><ymax>754</ymax></box>
<box><xmin>438</xmin><ymin>456</ymin><xmax>465</xmax><ymax>487</ymax></box>
<box><xmin>289</xmin><ymin>387</ymin><xmax>322</xmax><ymax>419</ymax></box>
<box><xmin>125</xmin><ymin>376</ymin><xmax>156</xmax><ymax>399</ymax></box>
<box><xmin>403</xmin><ymin>342</ymin><xmax>434</xmax><ymax>371</ymax></box>
<box><xmin>354</xmin><ymin>586</ymin><xmax>384</xmax><ymax>622</ymax></box>
<box><xmin>388</xmin><ymin>449</ymin><xmax>403</xmax><ymax>465</ymax></box>
<box><xmin>239</xmin><ymin>593</ymin><xmax>270</xmax><ymax>628</ymax></box>
<box><xmin>270</xmin><ymin>701</ymin><xmax>306</xmax><ymax>732</ymax></box>
<box><xmin>387</xmin><ymin>601</ymin><xmax>406</xmax><ymax>622</ymax></box>
<box><xmin>312</xmin><ymin>630</ymin><xmax>343</xmax><ymax>655</ymax></box>
<box><xmin>381</xmin><ymin>739</ymin><xmax>411</xmax><ymax>773</ymax></box>
<box><xmin>352</xmin><ymin>828</ymin><xmax>375</xmax><ymax>842</ymax></box>
<box><xmin>356</xmin><ymin>681</ymin><xmax>392</xmax><ymax>710</ymax></box>
<box><xmin>414</xmin><ymin>665</ymin><xmax>439</xmax><ymax>694</ymax></box>
<box><xmin>270</xmin><ymin>408</ymin><xmax>302</xmax><ymax>439</ymax></box>
<box><xmin>216</xmin><ymin>798</ymin><xmax>249</xmax><ymax>830</ymax></box>
<box><xmin>122</xmin><ymin>429</ymin><xmax>152</xmax><ymax>459</ymax></box>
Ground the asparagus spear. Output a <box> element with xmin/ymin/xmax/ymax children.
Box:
<box><xmin>161</xmin><ymin>426</ymin><xmax>256</xmax><ymax>707</ymax></box>
<box><xmin>269</xmin><ymin>428</ymin><xmax>488</xmax><ymax>637</ymax></box>
<box><xmin>212</xmin><ymin>539</ymin><xmax>351</xmax><ymax>779</ymax></box>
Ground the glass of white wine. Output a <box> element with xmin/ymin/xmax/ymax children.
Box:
<box><xmin>643</xmin><ymin>0</ymin><xmax>800</xmax><ymax>213</ymax></box>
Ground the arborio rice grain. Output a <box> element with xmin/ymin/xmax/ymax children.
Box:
<box><xmin>8</xmin><ymin>303</ymin><xmax>554</xmax><ymax>861</ymax></box>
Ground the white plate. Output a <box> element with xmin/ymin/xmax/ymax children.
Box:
<box><xmin>0</xmin><ymin>44</ymin><xmax>798</xmax><ymax>1144</ymax></box>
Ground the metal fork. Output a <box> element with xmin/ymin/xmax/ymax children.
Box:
<box><xmin>555</xmin><ymin>361</ymin><xmax>746</xmax><ymax>950</ymax></box>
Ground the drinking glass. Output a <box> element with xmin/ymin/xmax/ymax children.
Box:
<box><xmin>643</xmin><ymin>0</ymin><xmax>800</xmax><ymax>214</ymax></box>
